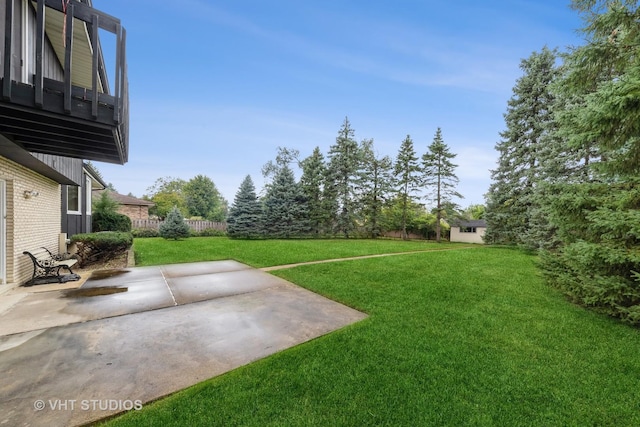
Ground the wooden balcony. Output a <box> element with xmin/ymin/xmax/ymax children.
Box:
<box><xmin>0</xmin><ymin>0</ymin><xmax>128</xmax><ymax>164</ymax></box>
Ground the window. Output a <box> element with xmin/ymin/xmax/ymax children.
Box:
<box><xmin>86</xmin><ymin>176</ymin><xmax>92</xmax><ymax>215</ymax></box>
<box><xmin>67</xmin><ymin>186</ymin><xmax>80</xmax><ymax>214</ymax></box>
<box><xmin>460</xmin><ymin>227</ymin><xmax>477</xmax><ymax>233</ymax></box>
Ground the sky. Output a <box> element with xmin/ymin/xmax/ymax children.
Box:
<box><xmin>92</xmin><ymin>0</ymin><xmax>585</xmax><ymax>208</ymax></box>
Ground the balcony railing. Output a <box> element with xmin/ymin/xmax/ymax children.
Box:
<box><xmin>0</xmin><ymin>0</ymin><xmax>128</xmax><ymax>164</ymax></box>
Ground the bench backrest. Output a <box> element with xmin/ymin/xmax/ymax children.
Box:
<box><xmin>23</xmin><ymin>247</ymin><xmax>56</xmax><ymax>262</ymax></box>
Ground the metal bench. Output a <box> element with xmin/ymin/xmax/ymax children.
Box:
<box><xmin>22</xmin><ymin>247</ymin><xmax>80</xmax><ymax>286</ymax></box>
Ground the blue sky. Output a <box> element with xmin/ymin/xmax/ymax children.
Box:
<box><xmin>93</xmin><ymin>0</ymin><xmax>584</xmax><ymax>207</ymax></box>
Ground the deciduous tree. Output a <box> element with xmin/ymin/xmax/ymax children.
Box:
<box><xmin>183</xmin><ymin>174</ymin><xmax>227</xmax><ymax>221</ymax></box>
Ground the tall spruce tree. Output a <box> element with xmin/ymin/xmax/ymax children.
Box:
<box><xmin>394</xmin><ymin>135</ymin><xmax>422</xmax><ymax>240</ymax></box>
<box><xmin>540</xmin><ymin>0</ymin><xmax>640</xmax><ymax>325</ymax></box>
<box><xmin>300</xmin><ymin>147</ymin><xmax>327</xmax><ymax>237</ymax></box>
<box><xmin>484</xmin><ymin>47</ymin><xmax>560</xmax><ymax>248</ymax></box>
<box><xmin>422</xmin><ymin>128</ymin><xmax>462</xmax><ymax>242</ymax></box>
<box><xmin>357</xmin><ymin>139</ymin><xmax>394</xmax><ymax>238</ymax></box>
<box><xmin>326</xmin><ymin>117</ymin><xmax>361</xmax><ymax>238</ymax></box>
<box><xmin>227</xmin><ymin>175</ymin><xmax>263</xmax><ymax>239</ymax></box>
<box><xmin>262</xmin><ymin>165</ymin><xmax>310</xmax><ymax>238</ymax></box>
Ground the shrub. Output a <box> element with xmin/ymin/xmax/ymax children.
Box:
<box><xmin>159</xmin><ymin>206</ymin><xmax>191</xmax><ymax>240</ymax></box>
<box><xmin>93</xmin><ymin>190</ymin><xmax>120</xmax><ymax>215</ymax></box>
<box><xmin>132</xmin><ymin>228</ymin><xmax>161</xmax><ymax>238</ymax></box>
<box><xmin>196</xmin><ymin>228</ymin><xmax>226</xmax><ymax>237</ymax></box>
<box><xmin>93</xmin><ymin>211</ymin><xmax>132</xmax><ymax>232</ymax></box>
<box><xmin>71</xmin><ymin>231</ymin><xmax>133</xmax><ymax>267</ymax></box>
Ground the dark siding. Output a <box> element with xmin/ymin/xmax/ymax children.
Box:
<box><xmin>9</xmin><ymin>1</ymin><xmax>63</xmax><ymax>83</ymax></box>
<box><xmin>10</xmin><ymin>0</ymin><xmax>22</xmax><ymax>82</ymax></box>
<box><xmin>0</xmin><ymin>2</ymin><xmax>4</xmax><ymax>71</ymax></box>
<box><xmin>32</xmin><ymin>154</ymin><xmax>82</xmax><ymax>184</ymax></box>
<box><xmin>61</xmin><ymin>170</ymin><xmax>92</xmax><ymax>237</ymax></box>
<box><xmin>25</xmin><ymin>1</ymin><xmax>63</xmax><ymax>81</ymax></box>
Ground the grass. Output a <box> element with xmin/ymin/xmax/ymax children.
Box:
<box><xmin>132</xmin><ymin>237</ymin><xmax>461</xmax><ymax>267</ymax></box>
<box><xmin>107</xmin><ymin>240</ymin><xmax>640</xmax><ymax>426</ymax></box>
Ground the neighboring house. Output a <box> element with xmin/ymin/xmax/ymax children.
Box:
<box><xmin>450</xmin><ymin>220</ymin><xmax>487</xmax><ymax>244</ymax></box>
<box><xmin>0</xmin><ymin>0</ymin><xmax>128</xmax><ymax>287</ymax></box>
<box><xmin>94</xmin><ymin>190</ymin><xmax>155</xmax><ymax>221</ymax></box>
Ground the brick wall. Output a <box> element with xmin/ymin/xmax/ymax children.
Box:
<box><xmin>118</xmin><ymin>204</ymin><xmax>149</xmax><ymax>220</ymax></box>
<box><xmin>0</xmin><ymin>156</ymin><xmax>61</xmax><ymax>286</ymax></box>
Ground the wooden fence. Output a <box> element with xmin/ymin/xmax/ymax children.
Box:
<box><xmin>132</xmin><ymin>219</ymin><xmax>227</xmax><ymax>232</ymax></box>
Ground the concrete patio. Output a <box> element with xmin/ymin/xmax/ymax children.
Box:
<box><xmin>0</xmin><ymin>261</ymin><xmax>367</xmax><ymax>426</ymax></box>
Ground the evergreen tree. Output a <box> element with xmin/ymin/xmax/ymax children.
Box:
<box><xmin>326</xmin><ymin>117</ymin><xmax>361</xmax><ymax>238</ymax></box>
<box><xmin>357</xmin><ymin>139</ymin><xmax>394</xmax><ymax>238</ymax></box>
<box><xmin>262</xmin><ymin>165</ymin><xmax>310</xmax><ymax>238</ymax></box>
<box><xmin>484</xmin><ymin>47</ymin><xmax>560</xmax><ymax>248</ymax></box>
<box><xmin>262</xmin><ymin>147</ymin><xmax>300</xmax><ymax>185</ymax></box>
<box><xmin>227</xmin><ymin>175</ymin><xmax>263</xmax><ymax>239</ymax></box>
<box><xmin>93</xmin><ymin>190</ymin><xmax>119</xmax><ymax>215</ymax></box>
<box><xmin>422</xmin><ymin>128</ymin><xmax>463</xmax><ymax>242</ymax></box>
<box><xmin>300</xmin><ymin>147</ymin><xmax>327</xmax><ymax>237</ymax></box>
<box><xmin>159</xmin><ymin>206</ymin><xmax>191</xmax><ymax>240</ymax></box>
<box><xmin>321</xmin><ymin>168</ymin><xmax>339</xmax><ymax>236</ymax></box>
<box><xmin>394</xmin><ymin>135</ymin><xmax>422</xmax><ymax>240</ymax></box>
<box><xmin>540</xmin><ymin>0</ymin><xmax>640</xmax><ymax>324</ymax></box>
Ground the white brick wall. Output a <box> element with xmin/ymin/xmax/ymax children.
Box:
<box><xmin>0</xmin><ymin>156</ymin><xmax>61</xmax><ymax>286</ymax></box>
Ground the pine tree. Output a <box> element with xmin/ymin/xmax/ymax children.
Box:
<box><xmin>540</xmin><ymin>0</ymin><xmax>640</xmax><ymax>324</ymax></box>
<box><xmin>159</xmin><ymin>206</ymin><xmax>191</xmax><ymax>240</ymax></box>
<box><xmin>422</xmin><ymin>128</ymin><xmax>462</xmax><ymax>242</ymax></box>
<box><xmin>357</xmin><ymin>139</ymin><xmax>394</xmax><ymax>238</ymax></box>
<box><xmin>326</xmin><ymin>117</ymin><xmax>360</xmax><ymax>238</ymax></box>
<box><xmin>394</xmin><ymin>135</ymin><xmax>422</xmax><ymax>240</ymax></box>
<box><xmin>262</xmin><ymin>165</ymin><xmax>310</xmax><ymax>238</ymax></box>
<box><xmin>484</xmin><ymin>47</ymin><xmax>559</xmax><ymax>248</ymax></box>
<box><xmin>300</xmin><ymin>147</ymin><xmax>326</xmax><ymax>237</ymax></box>
<box><xmin>227</xmin><ymin>175</ymin><xmax>263</xmax><ymax>239</ymax></box>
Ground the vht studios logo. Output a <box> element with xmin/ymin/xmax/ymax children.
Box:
<box><xmin>34</xmin><ymin>399</ymin><xmax>143</xmax><ymax>411</ymax></box>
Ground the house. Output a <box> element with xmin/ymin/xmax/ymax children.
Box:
<box><xmin>449</xmin><ymin>219</ymin><xmax>486</xmax><ymax>244</ymax></box>
<box><xmin>61</xmin><ymin>161</ymin><xmax>107</xmax><ymax>237</ymax></box>
<box><xmin>0</xmin><ymin>0</ymin><xmax>128</xmax><ymax>287</ymax></box>
<box><xmin>94</xmin><ymin>190</ymin><xmax>155</xmax><ymax>221</ymax></box>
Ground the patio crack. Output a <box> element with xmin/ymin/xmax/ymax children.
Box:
<box><xmin>160</xmin><ymin>269</ymin><xmax>178</xmax><ymax>306</ymax></box>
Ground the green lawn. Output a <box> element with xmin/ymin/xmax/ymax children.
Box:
<box><xmin>107</xmin><ymin>240</ymin><xmax>640</xmax><ymax>426</ymax></box>
<box><xmin>132</xmin><ymin>237</ymin><xmax>461</xmax><ymax>267</ymax></box>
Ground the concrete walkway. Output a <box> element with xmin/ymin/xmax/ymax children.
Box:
<box><xmin>0</xmin><ymin>261</ymin><xmax>366</xmax><ymax>427</ymax></box>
